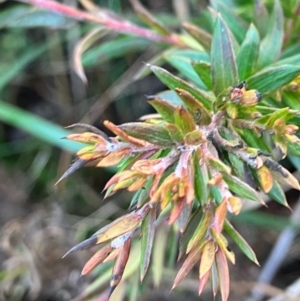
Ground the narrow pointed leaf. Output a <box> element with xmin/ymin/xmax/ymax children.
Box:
<box><xmin>237</xmin><ymin>23</ymin><xmax>260</xmax><ymax>80</ymax></box>
<box><xmin>193</xmin><ymin>152</ymin><xmax>209</xmax><ymax>205</ymax></box>
<box><xmin>166</xmin><ymin>123</ymin><xmax>184</xmax><ymax>144</ymax></box>
<box><xmin>95</xmin><ymin>205</ymin><xmax>150</xmax><ymax>244</ymax></box>
<box><xmin>211</xmin><ymin>14</ymin><xmax>238</xmax><ymax>96</ymax></box>
<box><xmin>267</xmin><ymin>180</ymin><xmax>290</xmax><ymax>208</ymax></box>
<box><xmin>174</xmin><ymin>106</ymin><xmax>196</xmax><ymax>134</ymax></box>
<box><xmin>62</xmin><ymin>236</ymin><xmax>98</xmax><ymax>258</ymax></box>
<box><xmin>224</xmin><ymin>220</ymin><xmax>259</xmax><ymax>265</ymax></box>
<box><xmin>176</xmin><ymin>88</ymin><xmax>211</xmax><ymax>125</ymax></box>
<box><xmin>247</xmin><ymin>65</ymin><xmax>300</xmax><ymax>94</ymax></box>
<box><xmin>56</xmin><ymin>159</ymin><xmax>91</xmax><ymax>184</ymax></box>
<box><xmin>81</xmin><ymin>244</ymin><xmax>112</xmax><ymax>276</ymax></box>
<box><xmin>140</xmin><ymin>209</ymin><xmax>156</xmax><ymax>281</ymax></box>
<box><xmin>177</xmin><ymin>202</ymin><xmax>193</xmax><ymax>233</ymax></box>
<box><xmin>192</xmin><ymin>61</ymin><xmax>212</xmax><ymax>90</ymax></box>
<box><xmin>198</xmin><ymin>269</ymin><xmax>211</xmax><ymax>295</ymax></box>
<box><xmin>172</xmin><ymin>248</ymin><xmax>200</xmax><ymax>289</ymax></box>
<box><xmin>222</xmin><ymin>173</ymin><xmax>265</xmax><ymax>204</ymax></box>
<box><xmin>199</xmin><ymin>240</ymin><xmax>215</xmax><ymax>278</ymax></box>
<box><xmin>150</xmin><ymin>65</ymin><xmax>214</xmax><ymax>110</ymax></box>
<box><xmin>211</xmin><ymin>261</ymin><xmax>220</xmax><ymax>297</ymax></box>
<box><xmin>147</xmin><ymin>95</ymin><xmax>176</xmax><ymax>123</ymax></box>
<box><xmin>270</xmin><ymin>165</ymin><xmax>300</xmax><ymax>190</ymax></box>
<box><xmin>212</xmin><ymin>200</ymin><xmax>227</xmax><ymax>235</ymax></box>
<box><xmin>210</xmin><ymin>0</ymin><xmax>247</xmax><ymax>43</ymax></box>
<box><xmin>109</xmin><ymin>238</ymin><xmax>132</xmax><ymax>298</ymax></box>
<box><xmin>215</xmin><ymin>249</ymin><xmax>230</xmax><ymax>301</ymax></box>
<box><xmin>257</xmin><ymin>0</ymin><xmax>284</xmax><ymax>69</ymax></box>
<box><xmin>165</xmin><ymin>55</ymin><xmax>206</xmax><ymax>89</ymax></box>
<box><xmin>119</xmin><ymin>122</ymin><xmax>173</xmax><ymax>146</ymax></box>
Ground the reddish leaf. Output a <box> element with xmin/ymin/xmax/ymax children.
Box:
<box><xmin>177</xmin><ymin>202</ymin><xmax>193</xmax><ymax>233</ymax></box>
<box><xmin>172</xmin><ymin>247</ymin><xmax>201</xmax><ymax>289</ymax></box>
<box><xmin>81</xmin><ymin>244</ymin><xmax>112</xmax><ymax>276</ymax></box>
<box><xmin>104</xmin><ymin>120</ymin><xmax>147</xmax><ymax>146</ymax></box>
<box><xmin>212</xmin><ymin>200</ymin><xmax>227</xmax><ymax>235</ymax></box>
<box><xmin>109</xmin><ymin>238</ymin><xmax>132</xmax><ymax>298</ymax></box>
<box><xmin>169</xmin><ymin>197</ymin><xmax>185</xmax><ymax>225</ymax></box>
<box><xmin>66</xmin><ymin>132</ymin><xmax>108</xmax><ymax>144</ymax></box>
<box><xmin>97</xmin><ymin>149</ymin><xmax>130</xmax><ymax>167</ymax></box>
<box><xmin>103</xmin><ymin>248</ymin><xmax>121</xmax><ymax>263</ymax></box>
<box><xmin>95</xmin><ymin>205</ymin><xmax>150</xmax><ymax>244</ymax></box>
<box><xmin>198</xmin><ymin>269</ymin><xmax>211</xmax><ymax>296</ymax></box>
<box><xmin>215</xmin><ymin>248</ymin><xmax>230</xmax><ymax>301</ymax></box>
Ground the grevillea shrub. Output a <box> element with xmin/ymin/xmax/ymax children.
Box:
<box><xmin>19</xmin><ymin>0</ymin><xmax>300</xmax><ymax>300</ymax></box>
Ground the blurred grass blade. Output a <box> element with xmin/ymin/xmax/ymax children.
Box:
<box><xmin>130</xmin><ymin>0</ymin><xmax>171</xmax><ymax>35</ymax></box>
<box><xmin>211</xmin><ymin>15</ymin><xmax>238</xmax><ymax>96</ymax></box>
<box><xmin>247</xmin><ymin>65</ymin><xmax>300</xmax><ymax>93</ymax></box>
<box><xmin>0</xmin><ymin>100</ymin><xmax>83</xmax><ymax>153</ymax></box>
<box><xmin>237</xmin><ymin>23</ymin><xmax>260</xmax><ymax>80</ymax></box>
<box><xmin>257</xmin><ymin>0</ymin><xmax>284</xmax><ymax>69</ymax></box>
<box><xmin>73</xmin><ymin>27</ymin><xmax>108</xmax><ymax>84</ymax></box>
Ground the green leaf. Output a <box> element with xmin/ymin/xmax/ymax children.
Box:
<box><xmin>282</xmin><ymin>91</ymin><xmax>300</xmax><ymax>111</ymax></box>
<box><xmin>275</xmin><ymin>54</ymin><xmax>300</xmax><ymax>66</ymax></box>
<box><xmin>247</xmin><ymin>65</ymin><xmax>300</xmax><ymax>93</ymax></box>
<box><xmin>268</xmin><ymin>180</ymin><xmax>289</xmax><ymax>208</ymax></box>
<box><xmin>192</xmin><ymin>61</ymin><xmax>212</xmax><ymax>90</ymax></box>
<box><xmin>222</xmin><ymin>172</ymin><xmax>265</xmax><ymax>204</ymax></box>
<box><xmin>147</xmin><ymin>96</ymin><xmax>176</xmax><ymax>123</ymax></box>
<box><xmin>210</xmin><ymin>0</ymin><xmax>247</xmax><ymax>44</ymax></box>
<box><xmin>193</xmin><ymin>152</ymin><xmax>208</xmax><ymax>205</ymax></box>
<box><xmin>257</xmin><ymin>0</ymin><xmax>284</xmax><ymax>69</ymax></box>
<box><xmin>140</xmin><ymin>209</ymin><xmax>156</xmax><ymax>281</ymax></box>
<box><xmin>119</xmin><ymin>122</ymin><xmax>173</xmax><ymax>146</ymax></box>
<box><xmin>174</xmin><ymin>106</ymin><xmax>196</xmax><ymax>135</ymax></box>
<box><xmin>288</xmin><ymin>142</ymin><xmax>300</xmax><ymax>157</ymax></box>
<box><xmin>164</xmin><ymin>55</ymin><xmax>206</xmax><ymax>89</ymax></box>
<box><xmin>237</xmin><ymin>23</ymin><xmax>260</xmax><ymax>80</ymax></box>
<box><xmin>224</xmin><ymin>220</ymin><xmax>259</xmax><ymax>265</ymax></box>
<box><xmin>176</xmin><ymin>88</ymin><xmax>212</xmax><ymax>125</ymax></box>
<box><xmin>211</xmin><ymin>15</ymin><xmax>238</xmax><ymax>96</ymax></box>
<box><xmin>152</xmin><ymin>226</ymin><xmax>168</xmax><ymax>287</ymax></box>
<box><xmin>150</xmin><ymin>65</ymin><xmax>214</xmax><ymax>110</ymax></box>
<box><xmin>0</xmin><ymin>100</ymin><xmax>83</xmax><ymax>153</ymax></box>
<box><xmin>253</xmin><ymin>0</ymin><xmax>269</xmax><ymax>38</ymax></box>
<box><xmin>130</xmin><ymin>0</ymin><xmax>171</xmax><ymax>35</ymax></box>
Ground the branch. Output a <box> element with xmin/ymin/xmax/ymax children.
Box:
<box><xmin>16</xmin><ymin>0</ymin><xmax>185</xmax><ymax>46</ymax></box>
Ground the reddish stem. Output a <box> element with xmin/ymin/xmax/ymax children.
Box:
<box><xmin>16</xmin><ymin>0</ymin><xmax>184</xmax><ymax>46</ymax></box>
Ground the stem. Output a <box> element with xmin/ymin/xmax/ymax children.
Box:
<box><xmin>16</xmin><ymin>0</ymin><xmax>185</xmax><ymax>46</ymax></box>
